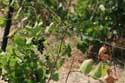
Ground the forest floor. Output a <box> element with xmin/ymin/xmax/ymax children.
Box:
<box><xmin>0</xmin><ymin>28</ymin><xmax>125</xmax><ymax>83</ymax></box>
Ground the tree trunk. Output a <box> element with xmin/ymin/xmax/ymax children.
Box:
<box><xmin>1</xmin><ymin>0</ymin><xmax>13</xmax><ymax>51</ymax></box>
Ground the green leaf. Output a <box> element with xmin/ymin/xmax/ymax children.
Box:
<box><xmin>80</xmin><ymin>59</ymin><xmax>93</xmax><ymax>75</ymax></box>
<box><xmin>89</xmin><ymin>62</ymin><xmax>102</xmax><ymax>79</ymax></box>
<box><xmin>86</xmin><ymin>28</ymin><xmax>93</xmax><ymax>34</ymax></box>
<box><xmin>77</xmin><ymin>40</ymin><xmax>89</xmax><ymax>53</ymax></box>
<box><xmin>66</xmin><ymin>44</ymin><xmax>72</xmax><ymax>57</ymax></box>
<box><xmin>15</xmin><ymin>7</ymin><xmax>22</xmax><ymax>19</ymax></box>
<box><xmin>10</xmin><ymin>0</ymin><xmax>16</xmax><ymax>6</ymax></box>
<box><xmin>101</xmin><ymin>64</ymin><xmax>109</xmax><ymax>77</ymax></box>
<box><xmin>9</xmin><ymin>57</ymin><xmax>17</xmax><ymax>67</ymax></box>
<box><xmin>26</xmin><ymin>37</ymin><xmax>33</xmax><ymax>45</ymax></box>
<box><xmin>35</xmin><ymin>67</ymin><xmax>46</xmax><ymax>81</ymax></box>
<box><xmin>51</xmin><ymin>72</ymin><xmax>59</xmax><ymax>81</ymax></box>
<box><xmin>8</xmin><ymin>29</ymin><xmax>17</xmax><ymax>38</ymax></box>
<box><xmin>0</xmin><ymin>16</ymin><xmax>5</xmax><ymax>25</ymax></box>
<box><xmin>61</xmin><ymin>44</ymin><xmax>72</xmax><ymax>57</ymax></box>
<box><xmin>89</xmin><ymin>62</ymin><xmax>109</xmax><ymax>79</ymax></box>
<box><xmin>56</xmin><ymin>58</ymin><xmax>64</xmax><ymax>69</ymax></box>
<box><xmin>14</xmin><ymin>35</ymin><xmax>26</xmax><ymax>46</ymax></box>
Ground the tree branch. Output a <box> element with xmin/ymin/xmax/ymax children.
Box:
<box><xmin>65</xmin><ymin>57</ymin><xmax>74</xmax><ymax>83</ymax></box>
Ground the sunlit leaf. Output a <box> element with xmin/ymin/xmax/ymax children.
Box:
<box><xmin>89</xmin><ymin>62</ymin><xmax>109</xmax><ymax>79</ymax></box>
<box><xmin>26</xmin><ymin>37</ymin><xmax>33</xmax><ymax>45</ymax></box>
<box><xmin>8</xmin><ymin>29</ymin><xmax>17</xmax><ymax>38</ymax></box>
<box><xmin>0</xmin><ymin>16</ymin><xmax>5</xmax><ymax>25</ymax></box>
<box><xmin>80</xmin><ymin>59</ymin><xmax>93</xmax><ymax>75</ymax></box>
<box><xmin>15</xmin><ymin>7</ymin><xmax>22</xmax><ymax>19</ymax></box>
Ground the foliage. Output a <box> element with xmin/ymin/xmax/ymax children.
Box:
<box><xmin>0</xmin><ymin>17</ymin><xmax>5</xmax><ymax>26</ymax></box>
<box><xmin>0</xmin><ymin>0</ymin><xmax>125</xmax><ymax>82</ymax></box>
<box><xmin>80</xmin><ymin>59</ymin><xmax>93</xmax><ymax>75</ymax></box>
<box><xmin>89</xmin><ymin>62</ymin><xmax>109</xmax><ymax>79</ymax></box>
<box><xmin>0</xmin><ymin>0</ymin><xmax>72</xmax><ymax>82</ymax></box>
<box><xmin>80</xmin><ymin>60</ymin><xmax>109</xmax><ymax>79</ymax></box>
<box><xmin>76</xmin><ymin>0</ymin><xmax>125</xmax><ymax>53</ymax></box>
<box><xmin>0</xmin><ymin>24</ymin><xmax>71</xmax><ymax>83</ymax></box>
